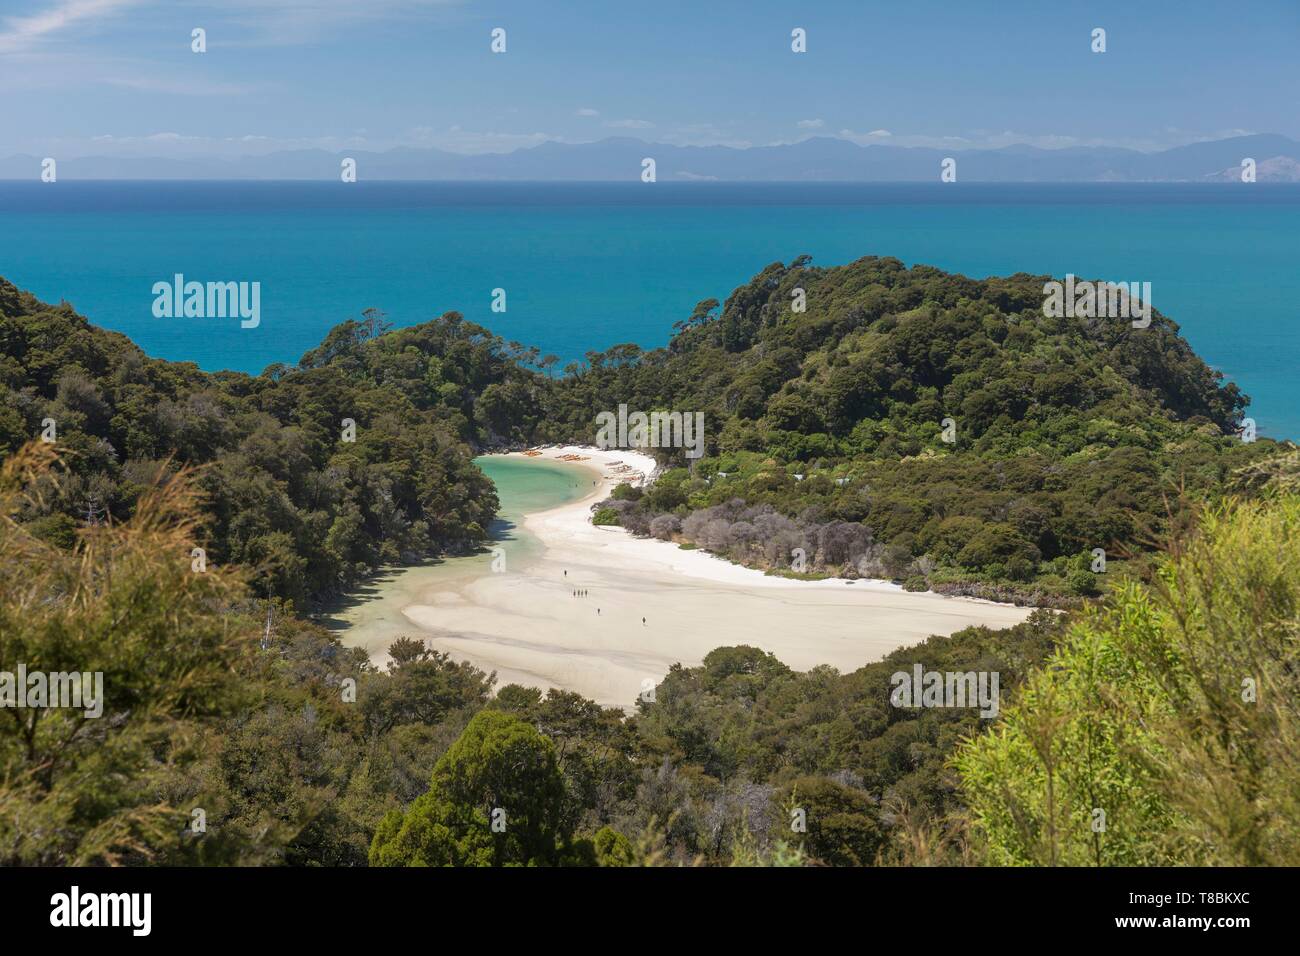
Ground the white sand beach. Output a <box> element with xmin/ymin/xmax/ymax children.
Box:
<box><xmin>340</xmin><ymin>445</ymin><xmax>1035</xmax><ymax>709</ymax></box>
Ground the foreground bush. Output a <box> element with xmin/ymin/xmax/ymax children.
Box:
<box><xmin>956</xmin><ymin>494</ymin><xmax>1300</xmax><ymax>866</ymax></box>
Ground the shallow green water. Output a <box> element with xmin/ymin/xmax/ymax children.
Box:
<box><xmin>328</xmin><ymin>455</ymin><xmax>593</xmax><ymax>643</ymax></box>
<box><xmin>474</xmin><ymin>455</ymin><xmax>593</xmax><ymax>564</ymax></box>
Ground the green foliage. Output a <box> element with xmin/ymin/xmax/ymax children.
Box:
<box><xmin>0</xmin><ymin>280</ymin><xmax>523</xmax><ymax>606</ymax></box>
<box><xmin>629</xmin><ymin>615</ymin><xmax>1062</xmax><ymax>861</ymax></box>
<box><xmin>363</xmin><ymin>644</ymin><xmax>494</xmax><ymax>736</ymax></box>
<box><xmin>368</xmin><ymin>710</ymin><xmax>570</xmax><ymax>866</ymax></box>
<box><xmin>782</xmin><ymin>776</ymin><xmax>884</xmax><ymax>866</ymax></box>
<box><xmin>5</xmin><ymin>262</ymin><xmax>1296</xmax><ymax>868</ymax></box>
<box><xmin>533</xmin><ymin>257</ymin><xmax>1280</xmax><ymax>601</ymax></box>
<box><xmin>1066</xmin><ymin>567</ymin><xmax>1102</xmax><ymax>597</ymax></box>
<box><xmin>186</xmin><ymin>617</ymin><xmax>493</xmax><ymax>867</ymax></box>
<box><xmin>0</xmin><ymin>444</ymin><xmax>254</xmax><ymax>864</ymax></box>
<box><xmin>591</xmin><ymin>506</ymin><xmax>620</xmax><ymax>526</ymax></box>
<box><xmin>609</xmin><ymin>482</ymin><xmax>641</xmax><ymax>501</ymax></box>
<box><xmin>0</xmin><ymin>451</ymin><xmax>495</xmax><ymax>868</ymax></box>
<box><xmin>591</xmin><ymin>825</ymin><xmax>635</xmax><ymax>867</ymax></box>
<box><xmin>956</xmin><ymin>494</ymin><xmax>1300</xmax><ymax>866</ymax></box>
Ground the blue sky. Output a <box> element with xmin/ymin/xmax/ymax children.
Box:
<box><xmin>0</xmin><ymin>0</ymin><xmax>1296</xmax><ymax>158</ymax></box>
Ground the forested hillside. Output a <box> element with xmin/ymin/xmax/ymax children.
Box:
<box><xmin>539</xmin><ymin>256</ymin><xmax>1280</xmax><ymax>602</ymax></box>
<box><xmin>0</xmin><ymin>279</ymin><xmax>541</xmax><ymax>606</ymax></box>
<box><xmin>956</xmin><ymin>482</ymin><xmax>1300</xmax><ymax>867</ymax></box>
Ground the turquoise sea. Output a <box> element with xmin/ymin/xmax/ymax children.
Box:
<box><xmin>1</xmin><ymin>181</ymin><xmax>1296</xmax><ymax>438</ymax></box>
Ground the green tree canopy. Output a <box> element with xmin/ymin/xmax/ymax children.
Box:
<box><xmin>370</xmin><ymin>709</ymin><xmax>570</xmax><ymax>866</ymax></box>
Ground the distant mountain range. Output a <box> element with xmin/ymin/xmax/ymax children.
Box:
<box><xmin>3</xmin><ymin>133</ymin><xmax>1299</xmax><ymax>182</ymax></box>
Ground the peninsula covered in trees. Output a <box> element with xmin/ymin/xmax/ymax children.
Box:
<box><xmin>542</xmin><ymin>256</ymin><xmax>1269</xmax><ymax>604</ymax></box>
<box><xmin>0</xmin><ymin>257</ymin><xmax>1275</xmax><ymax>607</ymax></box>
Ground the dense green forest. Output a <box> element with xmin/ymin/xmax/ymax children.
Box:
<box><xmin>2</xmin><ymin>263</ymin><xmax>1296</xmax><ymax>867</ymax></box>
<box><xmin>0</xmin><ymin>278</ymin><xmax>538</xmax><ymax>606</ymax></box>
<box><xmin>536</xmin><ymin>256</ymin><xmax>1279</xmax><ymax>603</ymax></box>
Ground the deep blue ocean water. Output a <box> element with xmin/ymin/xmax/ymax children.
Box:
<box><xmin>1</xmin><ymin>181</ymin><xmax>1296</xmax><ymax>438</ymax></box>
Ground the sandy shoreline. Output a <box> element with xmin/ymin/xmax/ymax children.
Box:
<box><xmin>341</xmin><ymin>445</ymin><xmax>1035</xmax><ymax>709</ymax></box>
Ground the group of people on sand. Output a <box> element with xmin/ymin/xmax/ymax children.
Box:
<box><xmin>569</xmin><ymin>588</ymin><xmax>597</xmax><ymax>615</ymax></box>
<box><xmin>564</xmin><ymin>569</ymin><xmax>645</xmax><ymax>625</ymax></box>
<box><xmin>566</xmin><ymin>570</ymin><xmax>593</xmax><ymax>606</ymax></box>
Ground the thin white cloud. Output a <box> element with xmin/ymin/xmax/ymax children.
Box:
<box><xmin>0</xmin><ymin>48</ymin><xmax>264</xmax><ymax>97</ymax></box>
<box><xmin>837</xmin><ymin>128</ymin><xmax>894</xmax><ymax>144</ymax></box>
<box><xmin>605</xmin><ymin>119</ymin><xmax>654</xmax><ymax>129</ymax></box>
<box><xmin>797</xmin><ymin>119</ymin><xmax>824</xmax><ymax>129</ymax></box>
<box><xmin>2</xmin><ymin>0</ymin><xmax>470</xmax><ymax>54</ymax></box>
<box><xmin>576</xmin><ymin>108</ymin><xmax>599</xmax><ymax>117</ymax></box>
<box><xmin>0</xmin><ymin>0</ymin><xmax>142</xmax><ymax>54</ymax></box>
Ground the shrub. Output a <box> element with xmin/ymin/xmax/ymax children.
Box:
<box><xmin>610</xmin><ymin>482</ymin><xmax>641</xmax><ymax>501</ymax></box>
<box><xmin>957</xmin><ymin>495</ymin><xmax>1300</xmax><ymax>866</ymax></box>
<box><xmin>1067</xmin><ymin>567</ymin><xmax>1101</xmax><ymax>596</ymax></box>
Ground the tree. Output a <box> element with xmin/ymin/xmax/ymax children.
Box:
<box><xmin>591</xmin><ymin>506</ymin><xmax>620</xmax><ymax>526</ymax></box>
<box><xmin>956</xmin><ymin>524</ymin><xmax>1040</xmax><ymax>573</ymax></box>
<box><xmin>369</xmin><ymin>710</ymin><xmax>570</xmax><ymax>866</ymax></box>
<box><xmin>591</xmin><ymin>825</ymin><xmax>635</xmax><ymax>866</ymax></box>
<box><xmin>782</xmin><ymin>777</ymin><xmax>884</xmax><ymax>866</ymax></box>
<box><xmin>0</xmin><ymin>443</ymin><xmax>252</xmax><ymax>865</ymax></box>
<box><xmin>363</xmin><ymin>643</ymin><xmax>494</xmax><ymax>735</ymax></box>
